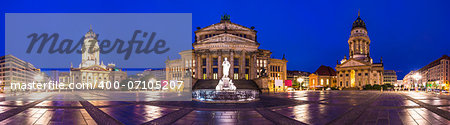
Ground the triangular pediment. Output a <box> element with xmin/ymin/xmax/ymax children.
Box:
<box><xmin>339</xmin><ymin>59</ymin><xmax>369</xmax><ymax>68</ymax></box>
<box><xmin>198</xmin><ymin>22</ymin><xmax>253</xmax><ymax>32</ymax></box>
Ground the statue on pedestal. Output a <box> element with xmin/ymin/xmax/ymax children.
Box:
<box><xmin>216</xmin><ymin>58</ymin><xmax>236</xmax><ymax>91</ymax></box>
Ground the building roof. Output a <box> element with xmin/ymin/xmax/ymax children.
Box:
<box><xmin>287</xmin><ymin>70</ymin><xmax>311</xmax><ymax>76</ymax></box>
<box><xmin>314</xmin><ymin>65</ymin><xmax>336</xmax><ymax>76</ymax></box>
<box><xmin>418</xmin><ymin>55</ymin><xmax>450</xmax><ymax>72</ymax></box>
<box><xmin>59</xmin><ymin>72</ymin><xmax>70</xmax><ymax>76</ymax></box>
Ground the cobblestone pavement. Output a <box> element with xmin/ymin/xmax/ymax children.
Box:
<box><xmin>0</xmin><ymin>91</ymin><xmax>449</xmax><ymax>125</ymax></box>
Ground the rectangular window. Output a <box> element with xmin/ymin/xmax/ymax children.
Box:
<box><xmin>213</xmin><ymin>58</ymin><xmax>218</xmax><ymax>66</ymax></box>
<box><xmin>264</xmin><ymin>60</ymin><xmax>267</xmax><ymax>67</ymax></box>
<box><xmin>234</xmin><ymin>58</ymin><xmax>239</xmax><ymax>66</ymax></box>
<box><xmin>202</xmin><ymin>58</ymin><xmax>206</xmax><ymax>66</ymax></box>
<box><xmin>245</xmin><ymin>58</ymin><xmax>249</xmax><ymax>66</ymax></box>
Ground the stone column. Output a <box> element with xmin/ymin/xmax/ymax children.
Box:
<box><xmin>230</xmin><ymin>51</ymin><xmax>234</xmax><ymax>79</ymax></box>
<box><xmin>240</xmin><ymin>51</ymin><xmax>246</xmax><ymax>79</ymax></box>
<box><xmin>218</xmin><ymin>52</ymin><xmax>222</xmax><ymax>78</ymax></box>
<box><xmin>196</xmin><ymin>53</ymin><xmax>202</xmax><ymax>79</ymax></box>
<box><xmin>250</xmin><ymin>53</ymin><xmax>256</xmax><ymax>79</ymax></box>
<box><xmin>206</xmin><ymin>53</ymin><xmax>211</xmax><ymax>79</ymax></box>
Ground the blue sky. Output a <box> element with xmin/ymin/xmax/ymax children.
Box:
<box><xmin>1</xmin><ymin>0</ymin><xmax>449</xmax><ymax>78</ymax></box>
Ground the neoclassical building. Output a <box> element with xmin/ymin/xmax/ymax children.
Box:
<box><xmin>335</xmin><ymin>12</ymin><xmax>384</xmax><ymax>89</ymax></box>
<box><xmin>70</xmin><ymin>27</ymin><xmax>127</xmax><ymax>86</ymax></box>
<box><xmin>166</xmin><ymin>15</ymin><xmax>287</xmax><ymax>91</ymax></box>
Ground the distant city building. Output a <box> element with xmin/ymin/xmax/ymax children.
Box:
<box><xmin>309</xmin><ymin>65</ymin><xmax>337</xmax><ymax>89</ymax></box>
<box><xmin>268</xmin><ymin>57</ymin><xmax>288</xmax><ymax>81</ymax></box>
<box><xmin>417</xmin><ymin>55</ymin><xmax>450</xmax><ymax>87</ymax></box>
<box><xmin>403</xmin><ymin>71</ymin><xmax>417</xmax><ymax>87</ymax></box>
<box><xmin>383</xmin><ymin>70</ymin><xmax>397</xmax><ymax>85</ymax></box>
<box><xmin>166</xmin><ymin>15</ymin><xmax>288</xmax><ymax>91</ymax></box>
<box><xmin>335</xmin><ymin>12</ymin><xmax>384</xmax><ymax>89</ymax></box>
<box><xmin>59</xmin><ymin>72</ymin><xmax>70</xmax><ymax>83</ymax></box>
<box><xmin>142</xmin><ymin>68</ymin><xmax>166</xmax><ymax>81</ymax></box>
<box><xmin>287</xmin><ymin>70</ymin><xmax>311</xmax><ymax>88</ymax></box>
<box><xmin>70</xmin><ymin>27</ymin><xmax>127</xmax><ymax>86</ymax></box>
<box><xmin>107</xmin><ymin>64</ymin><xmax>127</xmax><ymax>83</ymax></box>
<box><xmin>165</xmin><ymin>50</ymin><xmax>193</xmax><ymax>81</ymax></box>
<box><xmin>0</xmin><ymin>55</ymin><xmax>41</xmax><ymax>92</ymax></box>
<box><xmin>50</xmin><ymin>70</ymin><xmax>60</xmax><ymax>83</ymax></box>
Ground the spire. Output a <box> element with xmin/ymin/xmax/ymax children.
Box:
<box><xmin>85</xmin><ymin>25</ymin><xmax>96</xmax><ymax>39</ymax></box>
<box><xmin>358</xmin><ymin>9</ymin><xmax>360</xmax><ymax>17</ymax></box>
<box><xmin>352</xmin><ymin>9</ymin><xmax>366</xmax><ymax>30</ymax></box>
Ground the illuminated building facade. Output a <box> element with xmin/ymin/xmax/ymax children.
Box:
<box><xmin>309</xmin><ymin>65</ymin><xmax>337</xmax><ymax>89</ymax></box>
<box><xmin>0</xmin><ymin>55</ymin><xmax>41</xmax><ymax>92</ymax></box>
<box><xmin>383</xmin><ymin>70</ymin><xmax>397</xmax><ymax>85</ymax></box>
<box><xmin>417</xmin><ymin>55</ymin><xmax>450</xmax><ymax>88</ymax></box>
<box><xmin>166</xmin><ymin>15</ymin><xmax>287</xmax><ymax>91</ymax></box>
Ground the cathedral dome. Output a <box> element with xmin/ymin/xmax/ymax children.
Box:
<box><xmin>352</xmin><ymin>16</ymin><xmax>366</xmax><ymax>30</ymax></box>
<box><xmin>85</xmin><ymin>25</ymin><xmax>96</xmax><ymax>39</ymax></box>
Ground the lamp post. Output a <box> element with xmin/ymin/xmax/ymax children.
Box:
<box><xmin>412</xmin><ymin>73</ymin><xmax>422</xmax><ymax>92</ymax></box>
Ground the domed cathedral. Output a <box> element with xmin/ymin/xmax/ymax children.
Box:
<box><xmin>167</xmin><ymin>14</ymin><xmax>288</xmax><ymax>92</ymax></box>
<box><xmin>70</xmin><ymin>26</ymin><xmax>127</xmax><ymax>87</ymax></box>
<box><xmin>335</xmin><ymin>11</ymin><xmax>384</xmax><ymax>89</ymax></box>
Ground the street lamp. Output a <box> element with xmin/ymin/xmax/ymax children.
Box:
<box><xmin>412</xmin><ymin>73</ymin><xmax>422</xmax><ymax>91</ymax></box>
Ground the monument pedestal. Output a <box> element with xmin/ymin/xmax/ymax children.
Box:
<box><xmin>192</xmin><ymin>58</ymin><xmax>259</xmax><ymax>103</ymax></box>
<box><xmin>215</xmin><ymin>77</ymin><xmax>236</xmax><ymax>91</ymax></box>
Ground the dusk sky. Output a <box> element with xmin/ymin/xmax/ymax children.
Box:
<box><xmin>1</xmin><ymin>0</ymin><xmax>449</xmax><ymax>78</ymax></box>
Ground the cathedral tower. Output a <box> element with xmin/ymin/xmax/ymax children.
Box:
<box><xmin>80</xmin><ymin>25</ymin><xmax>100</xmax><ymax>68</ymax></box>
<box><xmin>348</xmin><ymin>11</ymin><xmax>371</xmax><ymax>62</ymax></box>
